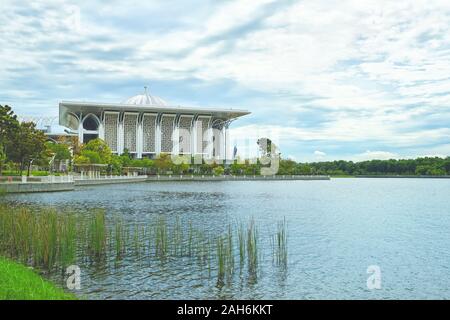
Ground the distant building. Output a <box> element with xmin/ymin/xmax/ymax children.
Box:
<box><xmin>41</xmin><ymin>125</ymin><xmax>78</xmax><ymax>143</ymax></box>
<box><xmin>58</xmin><ymin>87</ymin><xmax>250</xmax><ymax>159</ymax></box>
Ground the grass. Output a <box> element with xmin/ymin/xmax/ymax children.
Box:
<box><xmin>0</xmin><ymin>204</ymin><xmax>288</xmax><ymax>288</ymax></box>
<box><xmin>0</xmin><ymin>256</ymin><xmax>75</xmax><ymax>300</ymax></box>
<box><xmin>0</xmin><ymin>170</ymin><xmax>50</xmax><ymax>176</ymax></box>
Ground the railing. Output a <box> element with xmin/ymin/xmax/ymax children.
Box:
<box><xmin>75</xmin><ymin>174</ymin><xmax>148</xmax><ymax>181</ymax></box>
<box><xmin>39</xmin><ymin>175</ymin><xmax>74</xmax><ymax>183</ymax></box>
<box><xmin>147</xmin><ymin>174</ymin><xmax>330</xmax><ymax>181</ymax></box>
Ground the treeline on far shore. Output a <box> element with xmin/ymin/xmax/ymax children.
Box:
<box><xmin>279</xmin><ymin>157</ymin><xmax>450</xmax><ymax>176</ymax></box>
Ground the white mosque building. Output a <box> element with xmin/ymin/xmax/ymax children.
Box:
<box><xmin>58</xmin><ymin>87</ymin><xmax>250</xmax><ymax>160</ymax></box>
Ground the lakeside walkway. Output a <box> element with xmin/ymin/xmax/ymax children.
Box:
<box><xmin>0</xmin><ymin>174</ymin><xmax>330</xmax><ymax>193</ymax></box>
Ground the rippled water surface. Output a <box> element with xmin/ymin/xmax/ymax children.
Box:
<box><xmin>3</xmin><ymin>178</ymin><xmax>450</xmax><ymax>299</ymax></box>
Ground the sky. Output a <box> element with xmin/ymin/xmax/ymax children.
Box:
<box><xmin>1</xmin><ymin>0</ymin><xmax>450</xmax><ymax>162</ymax></box>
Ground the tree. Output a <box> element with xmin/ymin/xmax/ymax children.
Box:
<box><xmin>0</xmin><ymin>148</ymin><xmax>6</xmax><ymax>175</ymax></box>
<box><xmin>73</xmin><ymin>155</ymin><xmax>90</xmax><ymax>165</ymax></box>
<box><xmin>7</xmin><ymin>121</ymin><xmax>48</xmax><ymax>176</ymax></box>
<box><xmin>213</xmin><ymin>166</ymin><xmax>224</xmax><ymax>176</ymax></box>
<box><xmin>79</xmin><ymin>150</ymin><xmax>101</xmax><ymax>164</ymax></box>
<box><xmin>45</xmin><ymin>142</ymin><xmax>72</xmax><ymax>161</ymax></box>
<box><xmin>0</xmin><ymin>105</ymin><xmax>19</xmax><ymax>175</ymax></box>
<box><xmin>79</xmin><ymin>138</ymin><xmax>112</xmax><ymax>164</ymax></box>
<box><xmin>154</xmin><ymin>153</ymin><xmax>172</xmax><ymax>174</ymax></box>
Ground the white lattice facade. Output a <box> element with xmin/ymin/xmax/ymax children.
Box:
<box><xmin>142</xmin><ymin>113</ymin><xmax>156</xmax><ymax>153</ymax></box>
<box><xmin>123</xmin><ymin>113</ymin><xmax>138</xmax><ymax>153</ymax></box>
<box><xmin>104</xmin><ymin>112</ymin><xmax>118</xmax><ymax>152</ymax></box>
<box><xmin>160</xmin><ymin>115</ymin><xmax>175</xmax><ymax>153</ymax></box>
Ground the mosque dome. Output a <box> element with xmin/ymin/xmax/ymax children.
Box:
<box><xmin>122</xmin><ymin>87</ymin><xmax>169</xmax><ymax>106</ymax></box>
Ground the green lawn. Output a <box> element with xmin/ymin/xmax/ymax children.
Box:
<box><xmin>0</xmin><ymin>257</ymin><xmax>76</xmax><ymax>300</ymax></box>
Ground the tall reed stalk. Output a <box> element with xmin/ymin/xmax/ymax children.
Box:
<box><xmin>87</xmin><ymin>210</ymin><xmax>107</xmax><ymax>260</ymax></box>
<box><xmin>273</xmin><ymin>218</ymin><xmax>288</xmax><ymax>267</ymax></box>
<box><xmin>246</xmin><ymin>220</ymin><xmax>259</xmax><ymax>275</ymax></box>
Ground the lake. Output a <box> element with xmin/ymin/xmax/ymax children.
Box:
<box><xmin>3</xmin><ymin>178</ymin><xmax>450</xmax><ymax>299</ymax></box>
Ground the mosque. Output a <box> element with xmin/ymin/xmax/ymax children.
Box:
<box><xmin>58</xmin><ymin>87</ymin><xmax>250</xmax><ymax>159</ymax></box>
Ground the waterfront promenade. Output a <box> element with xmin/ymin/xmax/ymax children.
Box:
<box><xmin>0</xmin><ymin>174</ymin><xmax>330</xmax><ymax>193</ymax></box>
<box><xmin>148</xmin><ymin>174</ymin><xmax>330</xmax><ymax>181</ymax></box>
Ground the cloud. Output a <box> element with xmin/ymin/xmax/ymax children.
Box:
<box><xmin>314</xmin><ymin>151</ymin><xmax>326</xmax><ymax>158</ymax></box>
<box><xmin>1</xmin><ymin>0</ymin><xmax>450</xmax><ymax>160</ymax></box>
<box><xmin>353</xmin><ymin>150</ymin><xmax>400</xmax><ymax>161</ymax></box>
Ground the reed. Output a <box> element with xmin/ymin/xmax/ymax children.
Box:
<box><xmin>246</xmin><ymin>219</ymin><xmax>259</xmax><ymax>275</ymax></box>
<box><xmin>114</xmin><ymin>218</ymin><xmax>125</xmax><ymax>260</ymax></box>
<box><xmin>59</xmin><ymin>213</ymin><xmax>77</xmax><ymax>267</ymax></box>
<box><xmin>0</xmin><ymin>204</ymin><xmax>288</xmax><ymax>286</ymax></box>
<box><xmin>216</xmin><ymin>235</ymin><xmax>226</xmax><ymax>286</ymax></box>
<box><xmin>187</xmin><ymin>221</ymin><xmax>193</xmax><ymax>257</ymax></box>
<box><xmin>87</xmin><ymin>210</ymin><xmax>107</xmax><ymax>260</ymax></box>
<box><xmin>173</xmin><ymin>216</ymin><xmax>182</xmax><ymax>256</ymax></box>
<box><xmin>273</xmin><ymin>218</ymin><xmax>288</xmax><ymax>267</ymax></box>
<box><xmin>237</xmin><ymin>223</ymin><xmax>246</xmax><ymax>268</ymax></box>
<box><xmin>0</xmin><ymin>206</ymin><xmax>78</xmax><ymax>269</ymax></box>
<box><xmin>227</xmin><ymin>225</ymin><xmax>234</xmax><ymax>275</ymax></box>
<box><xmin>155</xmin><ymin>216</ymin><xmax>168</xmax><ymax>259</ymax></box>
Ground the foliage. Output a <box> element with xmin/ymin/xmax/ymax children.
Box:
<box><xmin>0</xmin><ymin>105</ymin><xmax>19</xmax><ymax>148</ymax></box>
<box><xmin>0</xmin><ymin>105</ymin><xmax>19</xmax><ymax>174</ymax></box>
<box><xmin>154</xmin><ymin>153</ymin><xmax>172</xmax><ymax>173</ymax></box>
<box><xmin>45</xmin><ymin>141</ymin><xmax>71</xmax><ymax>161</ymax></box>
<box><xmin>276</xmin><ymin>157</ymin><xmax>450</xmax><ymax>176</ymax></box>
<box><xmin>6</xmin><ymin>121</ymin><xmax>49</xmax><ymax>176</ymax></box>
<box><xmin>78</xmin><ymin>150</ymin><xmax>101</xmax><ymax>164</ymax></box>
<box><xmin>79</xmin><ymin>138</ymin><xmax>112</xmax><ymax>164</ymax></box>
<box><xmin>73</xmin><ymin>138</ymin><xmax>111</xmax><ymax>167</ymax></box>
<box><xmin>213</xmin><ymin>166</ymin><xmax>224</xmax><ymax>176</ymax></box>
<box><xmin>230</xmin><ymin>159</ymin><xmax>260</xmax><ymax>175</ymax></box>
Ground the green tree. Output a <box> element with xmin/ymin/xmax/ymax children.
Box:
<box><xmin>79</xmin><ymin>150</ymin><xmax>101</xmax><ymax>164</ymax></box>
<box><xmin>7</xmin><ymin>122</ymin><xmax>48</xmax><ymax>176</ymax></box>
<box><xmin>213</xmin><ymin>166</ymin><xmax>224</xmax><ymax>176</ymax></box>
<box><xmin>45</xmin><ymin>142</ymin><xmax>72</xmax><ymax>161</ymax></box>
<box><xmin>110</xmin><ymin>155</ymin><xmax>123</xmax><ymax>175</ymax></box>
<box><xmin>73</xmin><ymin>155</ymin><xmax>90</xmax><ymax>165</ymax></box>
<box><xmin>0</xmin><ymin>105</ymin><xmax>19</xmax><ymax>175</ymax></box>
<box><xmin>80</xmin><ymin>138</ymin><xmax>112</xmax><ymax>164</ymax></box>
<box><xmin>154</xmin><ymin>153</ymin><xmax>172</xmax><ymax>174</ymax></box>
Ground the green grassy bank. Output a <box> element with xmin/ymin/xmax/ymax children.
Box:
<box><xmin>0</xmin><ymin>257</ymin><xmax>75</xmax><ymax>300</ymax></box>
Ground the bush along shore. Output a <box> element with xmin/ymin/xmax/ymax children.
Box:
<box><xmin>0</xmin><ymin>205</ymin><xmax>288</xmax><ymax>292</ymax></box>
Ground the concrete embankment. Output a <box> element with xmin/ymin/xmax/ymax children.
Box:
<box><xmin>0</xmin><ymin>182</ymin><xmax>75</xmax><ymax>193</ymax></box>
<box><xmin>75</xmin><ymin>176</ymin><xmax>149</xmax><ymax>186</ymax></box>
<box><xmin>1</xmin><ymin>175</ymin><xmax>330</xmax><ymax>194</ymax></box>
<box><xmin>147</xmin><ymin>175</ymin><xmax>330</xmax><ymax>181</ymax></box>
